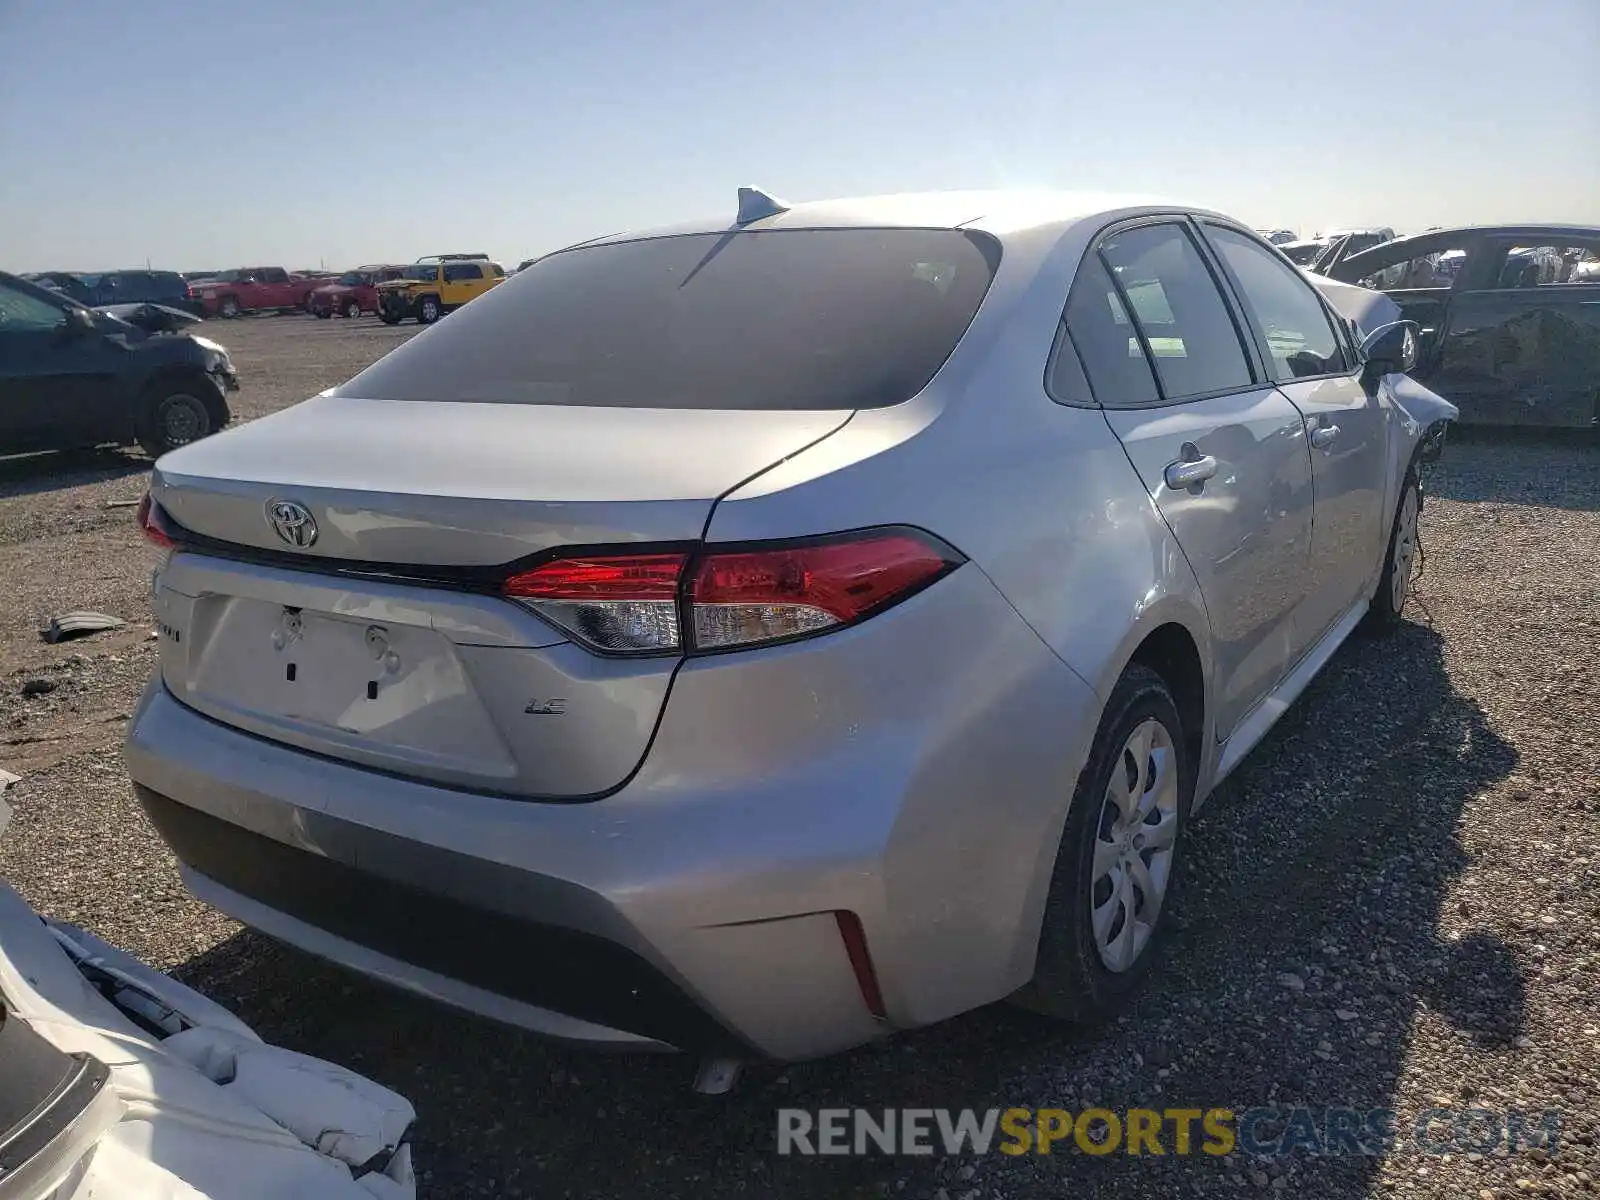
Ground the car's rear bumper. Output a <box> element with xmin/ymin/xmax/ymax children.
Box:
<box><xmin>124</xmin><ymin>566</ymin><xmax>1103</xmax><ymax>1060</ymax></box>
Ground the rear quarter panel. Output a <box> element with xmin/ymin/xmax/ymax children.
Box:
<box><xmin>704</xmin><ymin>215</ymin><xmax>1221</xmax><ymax>992</ymax></box>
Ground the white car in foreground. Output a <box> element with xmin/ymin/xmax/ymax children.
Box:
<box><xmin>0</xmin><ymin>796</ymin><xmax>416</xmax><ymax>1199</ymax></box>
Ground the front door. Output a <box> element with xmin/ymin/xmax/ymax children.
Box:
<box><xmin>1073</xmin><ymin>221</ymin><xmax>1314</xmax><ymax>738</ymax></box>
<box><xmin>0</xmin><ymin>281</ymin><xmax>125</xmax><ymax>451</ymax></box>
<box><xmin>1200</xmin><ymin>223</ymin><xmax>1389</xmax><ymax>645</ymax></box>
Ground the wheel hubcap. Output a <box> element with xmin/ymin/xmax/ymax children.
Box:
<box><xmin>1090</xmin><ymin>717</ymin><xmax>1179</xmax><ymax>973</ymax></box>
<box><xmin>1391</xmin><ymin>486</ymin><xmax>1419</xmax><ymax>613</ymax></box>
<box><xmin>162</xmin><ymin>395</ymin><xmax>205</xmax><ymax>446</ymax></box>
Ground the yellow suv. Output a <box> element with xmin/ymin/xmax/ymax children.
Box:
<box><xmin>376</xmin><ymin>254</ymin><xmax>505</xmax><ymax>325</ymax></box>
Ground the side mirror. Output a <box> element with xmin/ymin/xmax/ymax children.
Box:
<box><xmin>1361</xmin><ymin>320</ymin><xmax>1418</xmax><ymax>378</ymax></box>
<box><xmin>62</xmin><ymin>306</ymin><xmax>96</xmax><ymax>337</ymax></box>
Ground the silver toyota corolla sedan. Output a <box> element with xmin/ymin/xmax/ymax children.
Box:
<box><xmin>126</xmin><ymin>189</ymin><xmax>1456</xmax><ymax>1068</ymax></box>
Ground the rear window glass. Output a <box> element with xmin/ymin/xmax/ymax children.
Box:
<box><xmin>338</xmin><ymin>228</ymin><xmax>1001</xmax><ymax>410</ymax></box>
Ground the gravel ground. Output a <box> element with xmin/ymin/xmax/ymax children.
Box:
<box><xmin>0</xmin><ymin>316</ymin><xmax>1596</xmax><ymax>1199</ymax></box>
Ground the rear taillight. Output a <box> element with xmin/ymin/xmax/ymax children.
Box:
<box><xmin>137</xmin><ymin>493</ymin><xmax>176</xmax><ymax>550</ymax></box>
<box><xmin>502</xmin><ymin>529</ymin><xmax>960</xmax><ymax>656</ymax></box>
<box><xmin>503</xmin><ymin>553</ymin><xmax>688</xmax><ymax>652</ymax></box>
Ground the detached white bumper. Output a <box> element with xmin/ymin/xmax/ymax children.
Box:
<box><xmin>0</xmin><ymin>800</ymin><xmax>417</xmax><ymax>1198</ymax></box>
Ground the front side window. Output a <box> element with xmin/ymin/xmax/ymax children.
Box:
<box><xmin>1353</xmin><ymin>243</ymin><xmax>1471</xmax><ymax>291</ymax></box>
<box><xmin>443</xmin><ymin>263</ymin><xmax>484</xmax><ymax>282</ymax></box>
<box><xmin>402</xmin><ymin>265</ymin><xmax>439</xmax><ymax>283</ymax></box>
<box><xmin>1095</xmin><ymin>223</ymin><xmax>1253</xmax><ymax>402</ymax></box>
<box><xmin>1205</xmin><ymin>225</ymin><xmax>1347</xmax><ymax>379</ymax></box>
<box><xmin>0</xmin><ymin>281</ymin><xmax>68</xmax><ymax>332</ymax></box>
<box><xmin>339</xmin><ymin>227</ymin><xmax>1001</xmax><ymax>410</ymax></box>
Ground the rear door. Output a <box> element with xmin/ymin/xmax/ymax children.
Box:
<box><xmin>257</xmin><ymin>268</ymin><xmax>293</xmax><ymax>307</ymax></box>
<box><xmin>1077</xmin><ymin>220</ymin><xmax>1314</xmax><ymax>738</ymax></box>
<box><xmin>1432</xmin><ymin>234</ymin><xmax>1600</xmax><ymax>427</ymax></box>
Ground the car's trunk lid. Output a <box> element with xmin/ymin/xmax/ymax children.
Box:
<box><xmin>152</xmin><ymin>392</ymin><xmax>851</xmax><ymax>563</ymax></box>
<box><xmin>149</xmin><ymin>394</ymin><xmax>851</xmax><ymax>798</ymax></box>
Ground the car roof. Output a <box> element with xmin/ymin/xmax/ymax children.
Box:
<box><xmin>569</xmin><ymin>188</ymin><xmax>1203</xmax><ymax>251</ymax></box>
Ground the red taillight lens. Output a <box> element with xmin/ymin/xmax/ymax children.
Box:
<box><xmin>502</xmin><ymin>531</ymin><xmax>959</xmax><ymax>656</ymax></box>
<box><xmin>137</xmin><ymin>493</ymin><xmax>175</xmax><ymax>550</ymax></box>
<box><xmin>503</xmin><ymin>553</ymin><xmax>688</xmax><ymax>652</ymax></box>
<box><xmin>689</xmin><ymin>533</ymin><xmax>957</xmax><ymax>650</ymax></box>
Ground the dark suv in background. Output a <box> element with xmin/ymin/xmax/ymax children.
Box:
<box><xmin>25</xmin><ymin>270</ymin><xmax>201</xmax><ymax>316</ymax></box>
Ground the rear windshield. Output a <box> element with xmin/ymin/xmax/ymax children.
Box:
<box><xmin>338</xmin><ymin>228</ymin><xmax>1001</xmax><ymax>410</ymax></box>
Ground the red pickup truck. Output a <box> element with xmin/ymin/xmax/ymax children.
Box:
<box><xmin>191</xmin><ymin>268</ymin><xmax>320</xmax><ymax>318</ymax></box>
<box><xmin>307</xmin><ymin>265</ymin><xmax>405</xmax><ymax>318</ymax></box>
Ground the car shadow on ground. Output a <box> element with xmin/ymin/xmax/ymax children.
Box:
<box><xmin>0</xmin><ymin>447</ymin><xmax>149</xmax><ymax>499</ymax></box>
<box><xmin>173</xmin><ymin>619</ymin><xmax>1519</xmax><ymax>1198</ymax></box>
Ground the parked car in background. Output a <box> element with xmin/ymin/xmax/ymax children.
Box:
<box><xmin>1255</xmin><ymin>228</ymin><xmax>1297</xmax><ymax>245</ymax></box>
<box><xmin>375</xmin><ymin>257</ymin><xmax>505</xmax><ymax>324</ymax></box>
<box><xmin>128</xmin><ymin>189</ymin><xmax>1456</xmax><ymax>1069</ymax></box>
<box><xmin>0</xmin><ymin>270</ymin><xmax>237</xmax><ymax>456</ymax></box>
<box><xmin>191</xmin><ymin>268</ymin><xmax>319</xmax><ymax>318</ymax></box>
<box><xmin>1277</xmin><ymin>238</ymin><xmax>1326</xmax><ymax>266</ymax></box>
<box><xmin>1328</xmin><ymin>223</ymin><xmax>1600</xmax><ymax>427</ymax></box>
<box><xmin>309</xmin><ymin>265</ymin><xmax>406</xmax><ymax>318</ymax></box>
<box><xmin>23</xmin><ymin>271</ymin><xmax>97</xmax><ymax>304</ymax></box>
<box><xmin>0</xmin><ymin>794</ymin><xmax>417</xmax><ymax>1199</ymax></box>
<box><xmin>76</xmin><ymin>270</ymin><xmax>203</xmax><ymax>316</ymax></box>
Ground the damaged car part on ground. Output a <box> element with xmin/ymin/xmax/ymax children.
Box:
<box><xmin>0</xmin><ymin>272</ymin><xmax>238</xmax><ymax>458</ymax></box>
<box><xmin>1324</xmin><ymin>223</ymin><xmax>1600</xmax><ymax>428</ymax></box>
<box><xmin>0</xmin><ymin>794</ymin><xmax>418</xmax><ymax>1199</ymax></box>
<box><xmin>124</xmin><ymin>189</ymin><xmax>1457</xmax><ymax>1092</ymax></box>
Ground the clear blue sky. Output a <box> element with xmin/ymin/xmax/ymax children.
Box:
<box><xmin>1</xmin><ymin>0</ymin><xmax>1595</xmax><ymax>273</ymax></box>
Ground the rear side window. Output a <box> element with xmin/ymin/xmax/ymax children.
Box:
<box><xmin>1060</xmin><ymin>255</ymin><xmax>1159</xmax><ymax>407</ymax></box>
<box><xmin>1093</xmin><ymin>223</ymin><xmax>1253</xmax><ymax>402</ymax></box>
<box><xmin>1204</xmin><ymin>225</ymin><xmax>1347</xmax><ymax>379</ymax></box>
<box><xmin>149</xmin><ymin>272</ymin><xmax>188</xmax><ymax>299</ymax></box>
<box><xmin>340</xmin><ymin>228</ymin><xmax>1001</xmax><ymax>410</ymax></box>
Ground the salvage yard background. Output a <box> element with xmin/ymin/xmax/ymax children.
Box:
<box><xmin>1</xmin><ymin>317</ymin><xmax>1597</xmax><ymax>1200</ymax></box>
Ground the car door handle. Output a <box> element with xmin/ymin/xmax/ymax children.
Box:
<box><xmin>1164</xmin><ymin>454</ymin><xmax>1219</xmax><ymax>490</ymax></box>
<box><xmin>1310</xmin><ymin>424</ymin><xmax>1340</xmax><ymax>449</ymax></box>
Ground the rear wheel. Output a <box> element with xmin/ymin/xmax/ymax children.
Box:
<box><xmin>137</xmin><ymin>382</ymin><xmax>217</xmax><ymax>457</ymax></box>
<box><xmin>343</xmin><ymin>299</ymin><xmax>362</xmax><ymax>319</ymax></box>
<box><xmin>379</xmin><ymin>309</ymin><xmax>401</xmax><ymax>325</ymax></box>
<box><xmin>217</xmin><ymin>296</ymin><xmax>240</xmax><ymax>319</ymax></box>
<box><xmin>1013</xmin><ymin>664</ymin><xmax>1191</xmax><ymax>1022</ymax></box>
<box><xmin>417</xmin><ymin>295</ymin><xmax>441</xmax><ymax>324</ymax></box>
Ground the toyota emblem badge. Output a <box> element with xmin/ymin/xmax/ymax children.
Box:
<box><xmin>266</xmin><ymin>498</ymin><xmax>318</xmax><ymax>549</ymax></box>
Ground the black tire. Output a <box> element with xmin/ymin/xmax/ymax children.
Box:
<box><xmin>379</xmin><ymin>310</ymin><xmax>401</xmax><ymax>325</ymax></box>
<box><xmin>1363</xmin><ymin>464</ymin><xmax>1422</xmax><ymax>635</ymax></box>
<box><xmin>136</xmin><ymin>380</ymin><xmax>218</xmax><ymax>457</ymax></box>
<box><xmin>1013</xmin><ymin>663</ymin><xmax>1193</xmax><ymax>1022</ymax></box>
<box><xmin>343</xmin><ymin>300</ymin><xmax>362</xmax><ymax>319</ymax></box>
<box><xmin>416</xmin><ymin>295</ymin><xmax>441</xmax><ymax>325</ymax></box>
<box><xmin>314</xmin><ymin>309</ymin><xmax>332</xmax><ymax>319</ymax></box>
<box><xmin>217</xmin><ymin>296</ymin><xmax>241</xmax><ymax>319</ymax></box>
